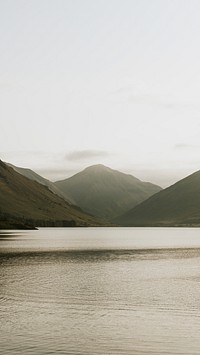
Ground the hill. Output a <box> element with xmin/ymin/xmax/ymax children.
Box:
<box><xmin>115</xmin><ymin>169</ymin><xmax>200</xmax><ymax>226</ymax></box>
<box><xmin>55</xmin><ymin>164</ymin><xmax>162</xmax><ymax>219</ymax></box>
<box><xmin>7</xmin><ymin>163</ymin><xmax>72</xmax><ymax>203</ymax></box>
<box><xmin>0</xmin><ymin>160</ymin><xmax>102</xmax><ymax>229</ymax></box>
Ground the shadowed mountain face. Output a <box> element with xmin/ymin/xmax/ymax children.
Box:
<box><xmin>55</xmin><ymin>164</ymin><xmax>162</xmax><ymax>219</ymax></box>
<box><xmin>115</xmin><ymin>170</ymin><xmax>200</xmax><ymax>227</ymax></box>
<box><xmin>0</xmin><ymin>160</ymin><xmax>102</xmax><ymax>229</ymax></box>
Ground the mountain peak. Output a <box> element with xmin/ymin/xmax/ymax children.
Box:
<box><xmin>55</xmin><ymin>165</ymin><xmax>162</xmax><ymax>219</ymax></box>
<box><xmin>83</xmin><ymin>164</ymin><xmax>112</xmax><ymax>173</ymax></box>
<box><xmin>0</xmin><ymin>159</ymin><xmax>101</xmax><ymax>228</ymax></box>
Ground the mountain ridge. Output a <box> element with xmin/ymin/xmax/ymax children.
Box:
<box><xmin>7</xmin><ymin>162</ymin><xmax>72</xmax><ymax>203</ymax></box>
<box><xmin>0</xmin><ymin>160</ymin><xmax>103</xmax><ymax>229</ymax></box>
<box><xmin>55</xmin><ymin>164</ymin><xmax>162</xmax><ymax>219</ymax></box>
<box><xmin>114</xmin><ymin>169</ymin><xmax>200</xmax><ymax>226</ymax></box>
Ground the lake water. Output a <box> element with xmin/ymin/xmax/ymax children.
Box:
<box><xmin>1</xmin><ymin>227</ymin><xmax>200</xmax><ymax>354</ymax></box>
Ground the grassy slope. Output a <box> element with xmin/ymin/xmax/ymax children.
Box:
<box><xmin>7</xmin><ymin>163</ymin><xmax>72</xmax><ymax>202</ymax></box>
<box><xmin>0</xmin><ymin>160</ymin><xmax>102</xmax><ymax>228</ymax></box>
<box><xmin>115</xmin><ymin>170</ymin><xmax>200</xmax><ymax>226</ymax></box>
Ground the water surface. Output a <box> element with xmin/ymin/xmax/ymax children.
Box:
<box><xmin>1</xmin><ymin>227</ymin><xmax>200</xmax><ymax>354</ymax></box>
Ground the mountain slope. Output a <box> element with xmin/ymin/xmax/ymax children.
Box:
<box><xmin>7</xmin><ymin>163</ymin><xmax>72</xmax><ymax>203</ymax></box>
<box><xmin>115</xmin><ymin>169</ymin><xmax>200</xmax><ymax>226</ymax></box>
<box><xmin>55</xmin><ymin>164</ymin><xmax>162</xmax><ymax>219</ymax></box>
<box><xmin>0</xmin><ymin>160</ymin><xmax>102</xmax><ymax>228</ymax></box>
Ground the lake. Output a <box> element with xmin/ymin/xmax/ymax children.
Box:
<box><xmin>1</xmin><ymin>227</ymin><xmax>200</xmax><ymax>354</ymax></box>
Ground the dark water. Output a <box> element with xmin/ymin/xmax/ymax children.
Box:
<box><xmin>1</xmin><ymin>228</ymin><xmax>200</xmax><ymax>354</ymax></box>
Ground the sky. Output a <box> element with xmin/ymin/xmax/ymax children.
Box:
<box><xmin>1</xmin><ymin>0</ymin><xmax>200</xmax><ymax>187</ymax></box>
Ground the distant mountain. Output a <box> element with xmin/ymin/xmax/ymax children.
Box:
<box><xmin>115</xmin><ymin>169</ymin><xmax>200</xmax><ymax>226</ymax></box>
<box><xmin>7</xmin><ymin>163</ymin><xmax>72</xmax><ymax>203</ymax></box>
<box><xmin>0</xmin><ymin>160</ymin><xmax>102</xmax><ymax>229</ymax></box>
<box><xmin>55</xmin><ymin>164</ymin><xmax>162</xmax><ymax>219</ymax></box>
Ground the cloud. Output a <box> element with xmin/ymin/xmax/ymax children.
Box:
<box><xmin>174</xmin><ymin>144</ymin><xmax>196</xmax><ymax>150</ymax></box>
<box><xmin>65</xmin><ymin>150</ymin><xmax>109</xmax><ymax>161</ymax></box>
<box><xmin>127</xmin><ymin>94</ymin><xmax>195</xmax><ymax>110</ymax></box>
<box><xmin>112</xmin><ymin>85</ymin><xmax>133</xmax><ymax>95</ymax></box>
<box><xmin>110</xmin><ymin>87</ymin><xmax>198</xmax><ymax>110</ymax></box>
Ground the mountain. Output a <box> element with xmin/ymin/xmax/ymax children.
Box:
<box><xmin>0</xmin><ymin>160</ymin><xmax>102</xmax><ymax>229</ymax></box>
<box><xmin>55</xmin><ymin>164</ymin><xmax>162</xmax><ymax>219</ymax></box>
<box><xmin>7</xmin><ymin>163</ymin><xmax>72</xmax><ymax>203</ymax></box>
<box><xmin>115</xmin><ymin>169</ymin><xmax>200</xmax><ymax>226</ymax></box>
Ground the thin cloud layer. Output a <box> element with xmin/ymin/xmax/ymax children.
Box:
<box><xmin>174</xmin><ymin>144</ymin><xmax>196</xmax><ymax>150</ymax></box>
<box><xmin>65</xmin><ymin>150</ymin><xmax>109</xmax><ymax>161</ymax></box>
<box><xmin>110</xmin><ymin>86</ymin><xmax>198</xmax><ymax>110</ymax></box>
<box><xmin>127</xmin><ymin>94</ymin><xmax>197</xmax><ymax>110</ymax></box>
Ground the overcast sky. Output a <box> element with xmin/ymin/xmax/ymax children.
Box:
<box><xmin>1</xmin><ymin>0</ymin><xmax>200</xmax><ymax>187</ymax></box>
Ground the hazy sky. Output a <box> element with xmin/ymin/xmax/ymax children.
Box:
<box><xmin>1</xmin><ymin>0</ymin><xmax>200</xmax><ymax>187</ymax></box>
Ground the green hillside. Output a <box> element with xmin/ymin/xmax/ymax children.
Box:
<box><xmin>115</xmin><ymin>170</ymin><xmax>200</xmax><ymax>226</ymax></box>
<box><xmin>7</xmin><ymin>163</ymin><xmax>72</xmax><ymax>203</ymax></box>
<box><xmin>0</xmin><ymin>160</ymin><xmax>102</xmax><ymax>229</ymax></box>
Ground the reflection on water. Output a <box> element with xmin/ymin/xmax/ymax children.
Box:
<box><xmin>1</xmin><ymin>227</ymin><xmax>200</xmax><ymax>354</ymax></box>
